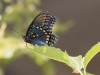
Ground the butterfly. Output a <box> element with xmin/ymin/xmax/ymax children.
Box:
<box><xmin>22</xmin><ymin>11</ymin><xmax>57</xmax><ymax>46</ymax></box>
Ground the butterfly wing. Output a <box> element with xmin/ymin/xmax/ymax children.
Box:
<box><xmin>31</xmin><ymin>32</ymin><xmax>57</xmax><ymax>46</ymax></box>
<box><xmin>24</xmin><ymin>11</ymin><xmax>57</xmax><ymax>46</ymax></box>
<box><xmin>25</xmin><ymin>26</ymin><xmax>57</xmax><ymax>46</ymax></box>
<box><xmin>29</xmin><ymin>11</ymin><xmax>56</xmax><ymax>30</ymax></box>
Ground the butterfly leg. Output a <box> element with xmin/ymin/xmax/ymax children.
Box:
<box><xmin>26</xmin><ymin>43</ymin><xmax>29</xmax><ymax>48</ymax></box>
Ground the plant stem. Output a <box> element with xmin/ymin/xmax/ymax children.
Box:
<box><xmin>84</xmin><ymin>69</ymin><xmax>86</xmax><ymax>75</ymax></box>
<box><xmin>0</xmin><ymin>67</ymin><xmax>4</xmax><ymax>75</ymax></box>
<box><xmin>79</xmin><ymin>70</ymin><xmax>83</xmax><ymax>75</ymax></box>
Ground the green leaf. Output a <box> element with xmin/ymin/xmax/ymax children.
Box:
<box><xmin>68</xmin><ymin>55</ymin><xmax>84</xmax><ymax>75</ymax></box>
<box><xmin>84</xmin><ymin>42</ymin><xmax>100</xmax><ymax>74</ymax></box>
<box><xmin>28</xmin><ymin>46</ymin><xmax>69</xmax><ymax>64</ymax></box>
<box><xmin>28</xmin><ymin>45</ymin><xmax>84</xmax><ymax>74</ymax></box>
<box><xmin>68</xmin><ymin>55</ymin><xmax>83</xmax><ymax>70</ymax></box>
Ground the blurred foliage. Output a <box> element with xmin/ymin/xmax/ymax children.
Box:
<box><xmin>0</xmin><ymin>0</ymin><xmax>75</xmax><ymax>75</ymax></box>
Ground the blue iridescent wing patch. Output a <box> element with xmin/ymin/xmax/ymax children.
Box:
<box><xmin>22</xmin><ymin>11</ymin><xmax>57</xmax><ymax>46</ymax></box>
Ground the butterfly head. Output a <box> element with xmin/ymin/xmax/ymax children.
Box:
<box><xmin>22</xmin><ymin>35</ymin><xmax>32</xmax><ymax>44</ymax></box>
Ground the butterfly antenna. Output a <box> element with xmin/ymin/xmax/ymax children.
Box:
<box><xmin>11</xmin><ymin>28</ymin><xmax>23</xmax><ymax>36</ymax></box>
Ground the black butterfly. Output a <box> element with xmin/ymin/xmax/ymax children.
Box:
<box><xmin>22</xmin><ymin>11</ymin><xmax>57</xmax><ymax>46</ymax></box>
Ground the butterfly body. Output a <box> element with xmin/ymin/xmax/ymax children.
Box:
<box><xmin>23</xmin><ymin>11</ymin><xmax>57</xmax><ymax>46</ymax></box>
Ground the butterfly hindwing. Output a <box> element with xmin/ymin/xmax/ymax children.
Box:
<box><xmin>30</xmin><ymin>32</ymin><xmax>57</xmax><ymax>46</ymax></box>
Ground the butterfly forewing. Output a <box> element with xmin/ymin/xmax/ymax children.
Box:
<box><xmin>33</xmin><ymin>11</ymin><xmax>56</xmax><ymax>29</ymax></box>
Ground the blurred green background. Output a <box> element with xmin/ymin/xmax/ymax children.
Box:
<box><xmin>1</xmin><ymin>0</ymin><xmax>100</xmax><ymax>75</ymax></box>
<box><xmin>0</xmin><ymin>0</ymin><xmax>74</xmax><ymax>75</ymax></box>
